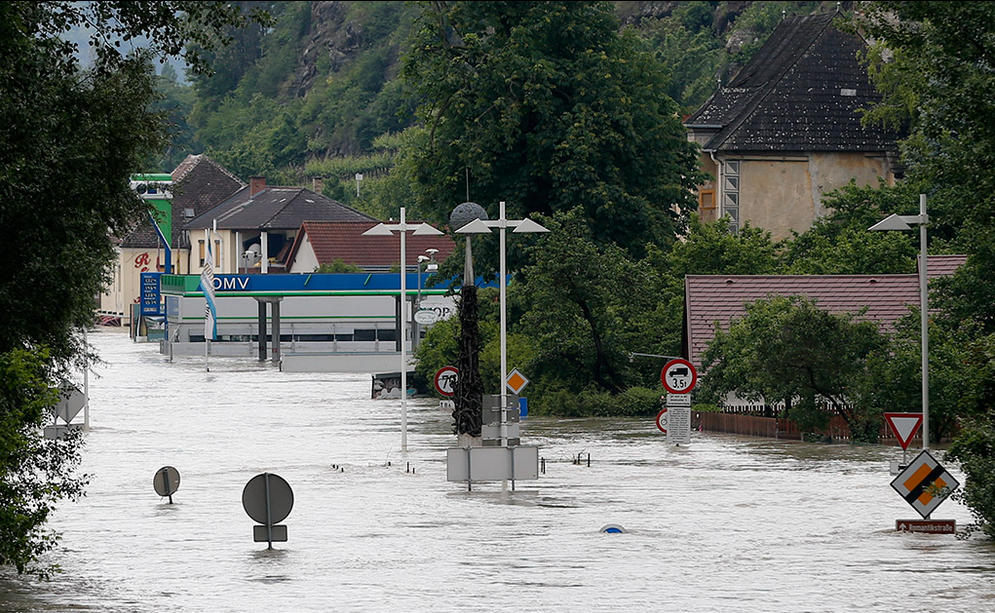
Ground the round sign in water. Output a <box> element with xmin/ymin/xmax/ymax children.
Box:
<box><xmin>242</xmin><ymin>473</ymin><xmax>294</xmax><ymax>525</ymax></box>
<box><xmin>153</xmin><ymin>466</ymin><xmax>181</xmax><ymax>498</ymax></box>
<box><xmin>661</xmin><ymin>359</ymin><xmax>697</xmax><ymax>394</ymax></box>
<box><xmin>434</xmin><ymin>366</ymin><xmax>459</xmax><ymax>397</ymax></box>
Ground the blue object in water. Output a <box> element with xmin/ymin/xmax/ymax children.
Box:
<box><xmin>519</xmin><ymin>397</ymin><xmax>528</xmax><ymax>419</ymax></box>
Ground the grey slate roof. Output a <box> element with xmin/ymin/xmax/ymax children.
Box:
<box><xmin>119</xmin><ymin>155</ymin><xmax>244</xmax><ymax>250</ymax></box>
<box><xmin>186</xmin><ymin>185</ymin><xmax>375</xmax><ymax>231</ymax></box>
<box><xmin>685</xmin><ymin>11</ymin><xmax>899</xmax><ymax>153</ymax></box>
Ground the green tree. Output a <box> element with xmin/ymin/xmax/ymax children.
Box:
<box><xmin>314</xmin><ymin>259</ymin><xmax>362</xmax><ymax>273</ymax></box>
<box><xmin>780</xmin><ymin>181</ymin><xmax>920</xmax><ymax>275</ymax></box>
<box><xmin>0</xmin><ymin>350</ymin><xmax>86</xmax><ymax>575</ymax></box>
<box><xmin>401</xmin><ymin>0</ymin><xmax>704</xmax><ymax>267</ymax></box>
<box><xmin>639</xmin><ymin>215</ymin><xmax>781</xmax><ymax>370</ymax></box>
<box><xmin>517</xmin><ymin>209</ymin><xmax>656</xmax><ymax>401</ymax></box>
<box><xmin>0</xmin><ymin>0</ymin><xmax>263</xmax><ymax>573</ymax></box>
<box><xmin>700</xmin><ymin>296</ymin><xmax>891</xmax><ymax>441</ymax></box>
<box><xmin>856</xmin><ymin>0</ymin><xmax>995</xmax><ymax>535</ymax></box>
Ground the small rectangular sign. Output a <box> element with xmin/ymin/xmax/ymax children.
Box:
<box><xmin>446</xmin><ymin>446</ymin><xmax>539</xmax><ymax>482</ymax></box>
<box><xmin>896</xmin><ymin>519</ymin><xmax>956</xmax><ymax>534</ymax></box>
<box><xmin>253</xmin><ymin>524</ymin><xmax>288</xmax><ymax>542</ymax></box>
<box><xmin>666</xmin><ymin>406</ymin><xmax>692</xmax><ymax>445</ymax></box>
<box><xmin>140</xmin><ymin>272</ymin><xmax>163</xmax><ymax>315</ymax></box>
<box><xmin>666</xmin><ymin>394</ymin><xmax>692</xmax><ymax>407</ymax></box>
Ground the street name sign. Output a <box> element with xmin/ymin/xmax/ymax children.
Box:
<box><xmin>890</xmin><ymin>449</ymin><xmax>959</xmax><ymax>519</ymax></box>
<box><xmin>896</xmin><ymin>519</ymin><xmax>956</xmax><ymax>534</ymax></box>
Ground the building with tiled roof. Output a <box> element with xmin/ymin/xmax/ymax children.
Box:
<box><xmin>286</xmin><ymin>221</ymin><xmax>456</xmax><ymax>273</ymax></box>
<box><xmin>684</xmin><ymin>256</ymin><xmax>966</xmax><ymax>373</ymax></box>
<box><xmin>99</xmin><ymin>156</ymin><xmax>245</xmax><ymax>325</ymax></box>
<box><xmin>685</xmin><ymin>10</ymin><xmax>902</xmax><ymax>239</ymax></box>
<box><xmin>184</xmin><ymin>176</ymin><xmax>376</xmax><ymax>275</ymax></box>
<box><xmin>171</xmin><ymin>155</ymin><xmax>246</xmax><ymax>250</ymax></box>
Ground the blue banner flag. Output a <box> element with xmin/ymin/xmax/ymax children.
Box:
<box><xmin>201</xmin><ymin>238</ymin><xmax>217</xmax><ymax>340</ymax></box>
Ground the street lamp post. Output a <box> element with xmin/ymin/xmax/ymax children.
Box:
<box><xmin>456</xmin><ymin>201</ymin><xmax>549</xmax><ymax>441</ymax></box>
<box><xmin>362</xmin><ymin>209</ymin><xmax>443</xmax><ymax>452</ymax></box>
<box><xmin>870</xmin><ymin>193</ymin><xmax>930</xmax><ymax>451</ymax></box>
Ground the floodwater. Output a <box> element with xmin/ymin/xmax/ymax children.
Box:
<box><xmin>1</xmin><ymin>329</ymin><xmax>993</xmax><ymax>612</ymax></box>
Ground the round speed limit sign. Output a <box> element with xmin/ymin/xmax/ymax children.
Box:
<box><xmin>433</xmin><ymin>366</ymin><xmax>459</xmax><ymax>397</ymax></box>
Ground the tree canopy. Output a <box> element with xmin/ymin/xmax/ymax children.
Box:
<box><xmin>400</xmin><ymin>1</ymin><xmax>704</xmax><ymax>265</ymax></box>
<box><xmin>0</xmin><ymin>0</ymin><xmax>262</xmax><ymax>574</ymax></box>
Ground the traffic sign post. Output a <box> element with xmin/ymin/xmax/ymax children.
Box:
<box><xmin>242</xmin><ymin>473</ymin><xmax>294</xmax><ymax>549</ymax></box>
<box><xmin>656</xmin><ymin>409</ymin><xmax>668</xmax><ymax>434</ymax></box>
<box><xmin>505</xmin><ymin>368</ymin><xmax>530</xmax><ymax>395</ymax></box>
<box><xmin>885</xmin><ymin>412</ymin><xmax>923</xmax><ymax>467</ymax></box>
<box><xmin>891</xmin><ymin>449</ymin><xmax>959</xmax><ymax>532</ymax></box>
<box><xmin>659</xmin><ymin>360</ymin><xmax>695</xmax><ymax>445</ymax></box>
<box><xmin>153</xmin><ymin>466</ymin><xmax>181</xmax><ymax>504</ymax></box>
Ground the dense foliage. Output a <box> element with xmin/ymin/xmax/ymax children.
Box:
<box><xmin>852</xmin><ymin>1</ymin><xmax>995</xmax><ymax>533</ymax></box>
<box><xmin>400</xmin><ymin>1</ymin><xmax>703</xmax><ymax>266</ymax></box>
<box><xmin>0</xmin><ymin>0</ymin><xmax>261</xmax><ymax>574</ymax></box>
<box><xmin>700</xmin><ymin>296</ymin><xmax>892</xmax><ymax>442</ymax></box>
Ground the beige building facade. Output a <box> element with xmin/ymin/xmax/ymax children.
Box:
<box><xmin>686</xmin><ymin>11</ymin><xmax>900</xmax><ymax>238</ymax></box>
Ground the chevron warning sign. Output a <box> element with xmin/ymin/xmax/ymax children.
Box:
<box><xmin>891</xmin><ymin>449</ymin><xmax>959</xmax><ymax>519</ymax></box>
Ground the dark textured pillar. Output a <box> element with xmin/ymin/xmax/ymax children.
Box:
<box><xmin>271</xmin><ymin>300</ymin><xmax>281</xmax><ymax>362</ymax></box>
<box><xmin>257</xmin><ymin>299</ymin><xmax>267</xmax><ymax>361</ymax></box>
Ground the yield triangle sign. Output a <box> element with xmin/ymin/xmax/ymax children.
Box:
<box><xmin>884</xmin><ymin>413</ymin><xmax>923</xmax><ymax>450</ymax></box>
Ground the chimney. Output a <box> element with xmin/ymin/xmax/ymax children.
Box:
<box><xmin>311</xmin><ymin>177</ymin><xmax>323</xmax><ymax>193</ymax></box>
<box><xmin>249</xmin><ymin>176</ymin><xmax>266</xmax><ymax>198</ymax></box>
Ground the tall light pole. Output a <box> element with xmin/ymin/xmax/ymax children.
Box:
<box><xmin>870</xmin><ymin>193</ymin><xmax>930</xmax><ymax>450</ymax></box>
<box><xmin>456</xmin><ymin>201</ymin><xmax>549</xmax><ymax>429</ymax></box>
<box><xmin>363</xmin><ymin>208</ymin><xmax>443</xmax><ymax>452</ymax></box>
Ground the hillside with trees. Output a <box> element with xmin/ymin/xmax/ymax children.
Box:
<box><xmin>158</xmin><ymin>2</ymin><xmax>838</xmax><ymax>197</ymax></box>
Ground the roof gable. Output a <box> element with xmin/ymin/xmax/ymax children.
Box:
<box><xmin>187</xmin><ymin>186</ymin><xmax>375</xmax><ymax>231</ymax></box>
<box><xmin>290</xmin><ymin>220</ymin><xmax>456</xmax><ymax>269</ymax></box>
<box><xmin>685</xmin><ymin>12</ymin><xmax>898</xmax><ymax>153</ymax></box>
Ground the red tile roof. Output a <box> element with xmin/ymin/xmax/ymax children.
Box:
<box><xmin>924</xmin><ymin>254</ymin><xmax>967</xmax><ymax>278</ymax></box>
<box><xmin>293</xmin><ymin>220</ymin><xmax>456</xmax><ymax>268</ymax></box>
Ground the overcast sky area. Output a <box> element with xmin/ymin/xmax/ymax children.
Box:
<box><xmin>64</xmin><ymin>20</ymin><xmax>189</xmax><ymax>83</ymax></box>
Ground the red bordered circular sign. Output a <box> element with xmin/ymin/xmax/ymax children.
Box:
<box><xmin>655</xmin><ymin>408</ymin><xmax>668</xmax><ymax>434</ymax></box>
<box><xmin>661</xmin><ymin>359</ymin><xmax>697</xmax><ymax>394</ymax></box>
<box><xmin>433</xmin><ymin>366</ymin><xmax>459</xmax><ymax>397</ymax></box>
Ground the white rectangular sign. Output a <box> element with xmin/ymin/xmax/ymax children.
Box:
<box><xmin>446</xmin><ymin>446</ymin><xmax>539</xmax><ymax>482</ymax></box>
<box><xmin>666</xmin><ymin>406</ymin><xmax>691</xmax><ymax>445</ymax></box>
<box><xmin>666</xmin><ymin>393</ymin><xmax>691</xmax><ymax>407</ymax></box>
